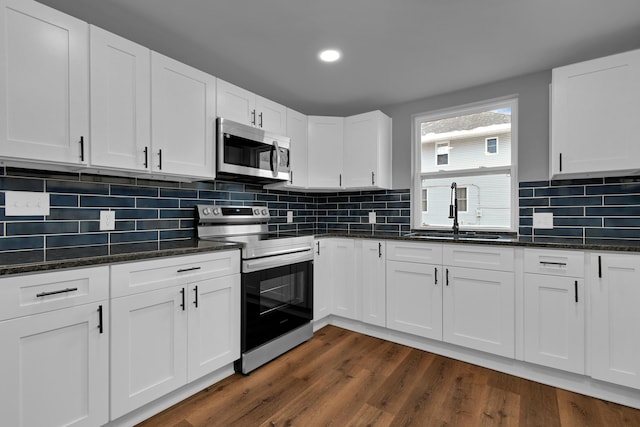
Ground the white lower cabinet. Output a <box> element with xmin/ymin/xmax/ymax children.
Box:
<box><xmin>387</xmin><ymin>259</ymin><xmax>442</xmax><ymax>339</ymax></box>
<box><xmin>591</xmin><ymin>252</ymin><xmax>640</xmax><ymax>389</ymax></box>
<box><xmin>331</xmin><ymin>239</ymin><xmax>357</xmax><ymax>319</ymax></box>
<box><xmin>313</xmin><ymin>239</ymin><xmax>332</xmax><ymax>321</ymax></box>
<box><xmin>0</xmin><ymin>267</ymin><xmax>109</xmax><ymax>427</ymax></box>
<box><xmin>386</xmin><ymin>241</ymin><xmax>443</xmax><ymax>339</ymax></box>
<box><xmin>442</xmin><ymin>266</ymin><xmax>514</xmax><ymax>358</ymax></box>
<box><xmin>110</xmin><ymin>251</ymin><xmax>240</xmax><ymax>420</ymax></box>
<box><xmin>523</xmin><ymin>249</ymin><xmax>585</xmax><ymax>374</ymax></box>
<box><xmin>358</xmin><ymin>240</ymin><xmax>386</xmax><ymax>327</ymax></box>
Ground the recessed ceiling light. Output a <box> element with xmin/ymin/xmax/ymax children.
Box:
<box><xmin>319</xmin><ymin>49</ymin><xmax>341</xmax><ymax>63</ymax></box>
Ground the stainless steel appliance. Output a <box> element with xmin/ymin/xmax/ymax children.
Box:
<box><xmin>196</xmin><ymin>205</ymin><xmax>313</xmax><ymax>374</ymax></box>
<box><xmin>216</xmin><ymin>117</ymin><xmax>291</xmax><ymax>183</ymax></box>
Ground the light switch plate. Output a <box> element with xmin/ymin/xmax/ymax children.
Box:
<box><xmin>287</xmin><ymin>211</ymin><xmax>293</xmax><ymax>223</ymax></box>
<box><xmin>533</xmin><ymin>212</ymin><xmax>553</xmax><ymax>229</ymax></box>
<box><xmin>100</xmin><ymin>211</ymin><xmax>116</xmax><ymax>231</ymax></box>
<box><xmin>368</xmin><ymin>211</ymin><xmax>376</xmax><ymax>224</ymax></box>
<box><xmin>5</xmin><ymin>191</ymin><xmax>50</xmax><ymax>216</ymax></box>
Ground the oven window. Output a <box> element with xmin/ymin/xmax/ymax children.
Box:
<box><xmin>223</xmin><ymin>133</ymin><xmax>273</xmax><ymax>170</ymax></box>
<box><xmin>259</xmin><ymin>269</ymin><xmax>306</xmax><ymax>315</ymax></box>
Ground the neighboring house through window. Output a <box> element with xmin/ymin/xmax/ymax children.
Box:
<box><xmin>413</xmin><ymin>97</ymin><xmax>517</xmax><ymax>231</ymax></box>
<box><xmin>486</xmin><ymin>137</ymin><xmax>498</xmax><ymax>154</ymax></box>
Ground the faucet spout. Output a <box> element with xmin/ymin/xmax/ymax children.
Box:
<box><xmin>449</xmin><ymin>182</ymin><xmax>459</xmax><ymax>235</ymax></box>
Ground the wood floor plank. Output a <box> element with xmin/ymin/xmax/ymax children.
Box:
<box><xmin>138</xmin><ymin>326</ymin><xmax>640</xmax><ymax>427</ymax></box>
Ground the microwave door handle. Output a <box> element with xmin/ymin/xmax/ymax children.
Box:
<box><xmin>270</xmin><ymin>141</ymin><xmax>280</xmax><ymax>177</ymax></box>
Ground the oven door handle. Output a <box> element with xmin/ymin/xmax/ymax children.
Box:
<box><xmin>249</xmin><ymin>246</ymin><xmax>312</xmax><ymax>258</ymax></box>
<box><xmin>243</xmin><ymin>249</ymin><xmax>312</xmax><ymax>273</ymax></box>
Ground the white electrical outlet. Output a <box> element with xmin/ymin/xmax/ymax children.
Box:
<box><xmin>368</xmin><ymin>211</ymin><xmax>376</xmax><ymax>224</ymax></box>
<box><xmin>5</xmin><ymin>191</ymin><xmax>50</xmax><ymax>216</ymax></box>
<box><xmin>100</xmin><ymin>211</ymin><xmax>116</xmax><ymax>231</ymax></box>
<box><xmin>533</xmin><ymin>212</ymin><xmax>553</xmax><ymax>229</ymax></box>
<box><xmin>287</xmin><ymin>211</ymin><xmax>293</xmax><ymax>223</ymax></box>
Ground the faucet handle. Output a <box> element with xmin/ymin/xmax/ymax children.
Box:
<box><xmin>449</xmin><ymin>204</ymin><xmax>455</xmax><ymax>219</ymax></box>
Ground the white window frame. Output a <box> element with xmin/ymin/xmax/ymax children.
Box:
<box><xmin>411</xmin><ymin>96</ymin><xmax>518</xmax><ymax>232</ymax></box>
<box><xmin>421</xmin><ymin>188</ymin><xmax>428</xmax><ymax>212</ymax></box>
<box><xmin>435</xmin><ymin>141</ymin><xmax>450</xmax><ymax>166</ymax></box>
<box><xmin>485</xmin><ymin>137</ymin><xmax>499</xmax><ymax>155</ymax></box>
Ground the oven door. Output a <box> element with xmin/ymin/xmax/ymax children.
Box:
<box><xmin>242</xmin><ymin>260</ymin><xmax>313</xmax><ymax>352</ymax></box>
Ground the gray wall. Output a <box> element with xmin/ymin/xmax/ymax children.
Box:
<box><xmin>384</xmin><ymin>70</ymin><xmax>552</xmax><ymax>189</ymax></box>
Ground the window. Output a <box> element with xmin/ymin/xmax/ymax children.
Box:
<box><xmin>422</xmin><ymin>189</ymin><xmax>428</xmax><ymax>212</ymax></box>
<box><xmin>435</xmin><ymin>142</ymin><xmax>449</xmax><ymax>166</ymax></box>
<box><xmin>456</xmin><ymin>187</ymin><xmax>468</xmax><ymax>212</ymax></box>
<box><xmin>413</xmin><ymin>97</ymin><xmax>517</xmax><ymax>231</ymax></box>
<box><xmin>485</xmin><ymin>137</ymin><xmax>498</xmax><ymax>154</ymax></box>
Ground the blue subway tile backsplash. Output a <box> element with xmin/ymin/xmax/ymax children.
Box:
<box><xmin>0</xmin><ymin>167</ymin><xmax>411</xmax><ymax>265</ymax></box>
<box><xmin>4</xmin><ymin>167</ymin><xmax>640</xmax><ymax>265</ymax></box>
<box><xmin>519</xmin><ymin>177</ymin><xmax>640</xmax><ymax>244</ymax></box>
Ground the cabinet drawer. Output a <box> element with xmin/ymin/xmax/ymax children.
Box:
<box><xmin>443</xmin><ymin>244</ymin><xmax>514</xmax><ymax>271</ymax></box>
<box><xmin>0</xmin><ymin>266</ymin><xmax>109</xmax><ymax>321</ymax></box>
<box><xmin>386</xmin><ymin>241</ymin><xmax>442</xmax><ymax>264</ymax></box>
<box><xmin>524</xmin><ymin>249</ymin><xmax>584</xmax><ymax>277</ymax></box>
<box><xmin>111</xmin><ymin>251</ymin><xmax>240</xmax><ymax>298</ymax></box>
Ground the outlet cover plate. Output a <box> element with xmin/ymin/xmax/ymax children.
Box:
<box><xmin>368</xmin><ymin>211</ymin><xmax>376</xmax><ymax>224</ymax></box>
<box><xmin>100</xmin><ymin>211</ymin><xmax>116</xmax><ymax>231</ymax></box>
<box><xmin>533</xmin><ymin>212</ymin><xmax>553</xmax><ymax>229</ymax></box>
<box><xmin>5</xmin><ymin>191</ymin><xmax>50</xmax><ymax>216</ymax></box>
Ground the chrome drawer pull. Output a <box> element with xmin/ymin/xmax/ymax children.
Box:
<box><xmin>36</xmin><ymin>287</ymin><xmax>78</xmax><ymax>298</ymax></box>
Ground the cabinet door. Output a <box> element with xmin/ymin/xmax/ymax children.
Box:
<box><xmin>343</xmin><ymin>111</ymin><xmax>391</xmax><ymax>189</ymax></box>
<box><xmin>110</xmin><ymin>286</ymin><xmax>188</xmax><ymax>419</ymax></box>
<box><xmin>386</xmin><ymin>260</ymin><xmax>442</xmax><ymax>340</ymax></box>
<box><xmin>591</xmin><ymin>253</ymin><xmax>640</xmax><ymax>389</ymax></box>
<box><xmin>287</xmin><ymin>108</ymin><xmax>308</xmax><ymax>187</ymax></box>
<box><xmin>524</xmin><ymin>274</ymin><xmax>584</xmax><ymax>374</ymax></box>
<box><xmin>151</xmin><ymin>52</ymin><xmax>215</xmax><ymax>178</ymax></box>
<box><xmin>0</xmin><ymin>302</ymin><xmax>108</xmax><ymax>427</ymax></box>
<box><xmin>0</xmin><ymin>0</ymin><xmax>88</xmax><ymax>164</ymax></box>
<box><xmin>331</xmin><ymin>239</ymin><xmax>357</xmax><ymax>319</ymax></box>
<box><xmin>216</xmin><ymin>79</ymin><xmax>255</xmax><ymax>126</ymax></box>
<box><xmin>90</xmin><ymin>25</ymin><xmax>151</xmax><ymax>171</ymax></box>
<box><xmin>187</xmin><ymin>274</ymin><xmax>240</xmax><ymax>382</ymax></box>
<box><xmin>313</xmin><ymin>239</ymin><xmax>332</xmax><ymax>320</ymax></box>
<box><xmin>443</xmin><ymin>266</ymin><xmax>514</xmax><ymax>358</ymax></box>
<box><xmin>551</xmin><ymin>49</ymin><xmax>640</xmax><ymax>176</ymax></box>
<box><xmin>256</xmin><ymin>95</ymin><xmax>286</xmax><ymax>134</ymax></box>
<box><xmin>360</xmin><ymin>240</ymin><xmax>386</xmax><ymax>327</ymax></box>
<box><xmin>307</xmin><ymin>116</ymin><xmax>344</xmax><ymax>188</ymax></box>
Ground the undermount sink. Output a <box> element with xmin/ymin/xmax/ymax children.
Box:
<box><xmin>404</xmin><ymin>232</ymin><xmax>504</xmax><ymax>240</ymax></box>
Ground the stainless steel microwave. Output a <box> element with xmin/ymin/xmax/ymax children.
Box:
<box><xmin>216</xmin><ymin>117</ymin><xmax>290</xmax><ymax>182</ymax></box>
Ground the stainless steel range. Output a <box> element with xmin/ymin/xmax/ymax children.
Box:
<box><xmin>196</xmin><ymin>205</ymin><xmax>314</xmax><ymax>374</ymax></box>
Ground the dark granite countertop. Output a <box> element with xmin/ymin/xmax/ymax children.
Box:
<box><xmin>0</xmin><ymin>239</ymin><xmax>241</xmax><ymax>276</ymax></box>
<box><xmin>314</xmin><ymin>231</ymin><xmax>640</xmax><ymax>253</ymax></box>
<box><xmin>4</xmin><ymin>230</ymin><xmax>640</xmax><ymax>277</ymax></box>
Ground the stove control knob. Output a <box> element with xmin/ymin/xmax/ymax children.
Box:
<box><xmin>253</xmin><ymin>208</ymin><xmax>260</xmax><ymax>215</ymax></box>
<box><xmin>202</xmin><ymin>207</ymin><xmax>211</xmax><ymax>216</ymax></box>
<box><xmin>261</xmin><ymin>208</ymin><xmax>268</xmax><ymax>216</ymax></box>
<box><xmin>212</xmin><ymin>208</ymin><xmax>220</xmax><ymax>216</ymax></box>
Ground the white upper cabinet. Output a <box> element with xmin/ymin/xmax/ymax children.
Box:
<box><xmin>307</xmin><ymin>116</ymin><xmax>344</xmax><ymax>188</ymax></box>
<box><xmin>216</xmin><ymin>79</ymin><xmax>286</xmax><ymax>135</ymax></box>
<box><xmin>307</xmin><ymin>111</ymin><xmax>392</xmax><ymax>190</ymax></box>
<box><xmin>151</xmin><ymin>52</ymin><xmax>216</xmax><ymax>179</ymax></box>
<box><xmin>90</xmin><ymin>25</ymin><xmax>151</xmax><ymax>172</ymax></box>
<box><xmin>287</xmin><ymin>108</ymin><xmax>308</xmax><ymax>187</ymax></box>
<box><xmin>343</xmin><ymin>110</ymin><xmax>392</xmax><ymax>189</ymax></box>
<box><xmin>551</xmin><ymin>48</ymin><xmax>640</xmax><ymax>177</ymax></box>
<box><xmin>0</xmin><ymin>0</ymin><xmax>89</xmax><ymax>165</ymax></box>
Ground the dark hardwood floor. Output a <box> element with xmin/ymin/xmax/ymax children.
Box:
<box><xmin>138</xmin><ymin>325</ymin><xmax>640</xmax><ymax>426</ymax></box>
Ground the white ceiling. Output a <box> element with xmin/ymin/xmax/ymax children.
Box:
<box><xmin>38</xmin><ymin>0</ymin><xmax>640</xmax><ymax>116</ymax></box>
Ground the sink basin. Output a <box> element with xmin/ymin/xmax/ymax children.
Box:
<box><xmin>404</xmin><ymin>232</ymin><xmax>504</xmax><ymax>240</ymax></box>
